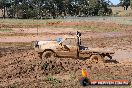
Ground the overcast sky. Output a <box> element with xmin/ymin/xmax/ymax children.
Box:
<box><xmin>109</xmin><ymin>0</ymin><xmax>120</xmax><ymax>5</ymax></box>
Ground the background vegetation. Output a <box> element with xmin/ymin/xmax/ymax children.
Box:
<box><xmin>0</xmin><ymin>0</ymin><xmax>114</xmax><ymax>19</ymax></box>
<box><xmin>130</xmin><ymin>0</ymin><xmax>132</xmax><ymax>8</ymax></box>
<box><xmin>0</xmin><ymin>0</ymin><xmax>131</xmax><ymax>19</ymax></box>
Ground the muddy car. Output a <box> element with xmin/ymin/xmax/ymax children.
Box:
<box><xmin>32</xmin><ymin>31</ymin><xmax>114</xmax><ymax>63</ymax></box>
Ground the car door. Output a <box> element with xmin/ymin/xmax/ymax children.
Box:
<box><xmin>57</xmin><ymin>38</ymin><xmax>77</xmax><ymax>57</ymax></box>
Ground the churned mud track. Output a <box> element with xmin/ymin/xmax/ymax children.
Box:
<box><xmin>0</xmin><ymin>20</ymin><xmax>132</xmax><ymax>87</ymax></box>
<box><xmin>0</xmin><ymin>32</ymin><xmax>132</xmax><ymax>87</ymax></box>
<box><xmin>83</xmin><ymin>35</ymin><xmax>132</xmax><ymax>62</ymax></box>
<box><xmin>0</xmin><ymin>47</ymin><xmax>132</xmax><ymax>87</ymax></box>
<box><xmin>0</xmin><ymin>30</ymin><xmax>132</xmax><ymax>42</ymax></box>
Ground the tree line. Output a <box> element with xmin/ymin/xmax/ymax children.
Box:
<box><xmin>0</xmin><ymin>0</ymin><xmax>113</xmax><ymax>19</ymax></box>
<box><xmin>130</xmin><ymin>0</ymin><xmax>132</xmax><ymax>8</ymax></box>
<box><xmin>120</xmin><ymin>0</ymin><xmax>131</xmax><ymax>10</ymax></box>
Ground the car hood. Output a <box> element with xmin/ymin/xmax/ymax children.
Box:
<box><xmin>37</xmin><ymin>41</ymin><xmax>59</xmax><ymax>45</ymax></box>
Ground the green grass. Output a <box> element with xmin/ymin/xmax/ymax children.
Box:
<box><xmin>74</xmin><ymin>25</ymin><xmax>97</xmax><ymax>31</ymax></box>
<box><xmin>0</xmin><ymin>19</ymin><xmax>64</xmax><ymax>28</ymax></box>
<box><xmin>49</xmin><ymin>25</ymin><xmax>119</xmax><ymax>32</ymax></box>
<box><xmin>46</xmin><ymin>76</ymin><xmax>62</xmax><ymax>85</ymax></box>
<box><xmin>0</xmin><ymin>18</ymin><xmax>129</xmax><ymax>32</ymax></box>
<box><xmin>0</xmin><ymin>42</ymin><xmax>31</xmax><ymax>47</ymax></box>
<box><xmin>0</xmin><ymin>33</ymin><xmax>39</xmax><ymax>36</ymax></box>
<box><xmin>98</xmin><ymin>28</ymin><xmax>119</xmax><ymax>32</ymax></box>
<box><xmin>0</xmin><ymin>28</ymin><xmax>13</xmax><ymax>32</ymax></box>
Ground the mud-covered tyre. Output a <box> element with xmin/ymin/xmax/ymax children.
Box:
<box><xmin>42</xmin><ymin>51</ymin><xmax>55</xmax><ymax>60</ymax></box>
<box><xmin>90</xmin><ymin>55</ymin><xmax>105</xmax><ymax>64</ymax></box>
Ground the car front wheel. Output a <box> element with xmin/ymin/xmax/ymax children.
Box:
<box><xmin>42</xmin><ymin>51</ymin><xmax>55</xmax><ymax>60</ymax></box>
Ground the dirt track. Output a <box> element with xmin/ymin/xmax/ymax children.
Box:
<box><xmin>0</xmin><ymin>46</ymin><xmax>132</xmax><ymax>88</ymax></box>
<box><xmin>0</xmin><ymin>19</ymin><xmax>132</xmax><ymax>42</ymax></box>
<box><xmin>0</xmin><ymin>34</ymin><xmax>132</xmax><ymax>87</ymax></box>
<box><xmin>0</xmin><ymin>19</ymin><xmax>132</xmax><ymax>87</ymax></box>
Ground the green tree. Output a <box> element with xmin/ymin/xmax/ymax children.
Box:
<box><xmin>0</xmin><ymin>0</ymin><xmax>113</xmax><ymax>19</ymax></box>
<box><xmin>0</xmin><ymin>0</ymin><xmax>9</xmax><ymax>18</ymax></box>
<box><xmin>130</xmin><ymin>0</ymin><xmax>132</xmax><ymax>8</ymax></box>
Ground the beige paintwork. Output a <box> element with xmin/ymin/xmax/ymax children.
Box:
<box><xmin>34</xmin><ymin>37</ymin><xmax>77</xmax><ymax>57</ymax></box>
<box><xmin>33</xmin><ymin>37</ymin><xmax>114</xmax><ymax>59</ymax></box>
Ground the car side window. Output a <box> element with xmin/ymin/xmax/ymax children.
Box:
<box><xmin>63</xmin><ymin>38</ymin><xmax>76</xmax><ymax>45</ymax></box>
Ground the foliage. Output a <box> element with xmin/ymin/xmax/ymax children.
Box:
<box><xmin>0</xmin><ymin>28</ymin><xmax>13</xmax><ymax>32</ymax></box>
<box><xmin>0</xmin><ymin>0</ymin><xmax>112</xmax><ymax>19</ymax></box>
<box><xmin>120</xmin><ymin>0</ymin><xmax>130</xmax><ymax>10</ymax></box>
<box><xmin>47</xmin><ymin>76</ymin><xmax>62</xmax><ymax>84</ymax></box>
<box><xmin>130</xmin><ymin>0</ymin><xmax>132</xmax><ymax>8</ymax></box>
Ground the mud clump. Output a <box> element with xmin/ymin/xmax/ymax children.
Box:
<box><xmin>41</xmin><ymin>60</ymin><xmax>65</xmax><ymax>75</ymax></box>
<box><xmin>0</xmin><ymin>48</ymin><xmax>78</xmax><ymax>87</ymax></box>
<box><xmin>0</xmin><ymin>47</ymin><xmax>91</xmax><ymax>85</ymax></box>
<box><xmin>0</xmin><ymin>47</ymin><xmax>132</xmax><ymax>87</ymax></box>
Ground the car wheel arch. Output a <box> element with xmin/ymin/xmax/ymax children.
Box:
<box><xmin>43</xmin><ymin>49</ymin><xmax>57</xmax><ymax>56</ymax></box>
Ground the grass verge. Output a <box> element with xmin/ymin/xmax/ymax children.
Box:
<box><xmin>0</xmin><ymin>42</ymin><xmax>32</xmax><ymax>47</ymax></box>
<box><xmin>0</xmin><ymin>28</ymin><xmax>13</xmax><ymax>32</ymax></box>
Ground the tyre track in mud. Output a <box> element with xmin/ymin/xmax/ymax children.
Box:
<box><xmin>0</xmin><ymin>46</ymin><xmax>132</xmax><ymax>87</ymax></box>
<box><xmin>0</xmin><ymin>48</ymin><xmax>87</xmax><ymax>87</ymax></box>
<box><xmin>0</xmin><ymin>35</ymin><xmax>132</xmax><ymax>87</ymax></box>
